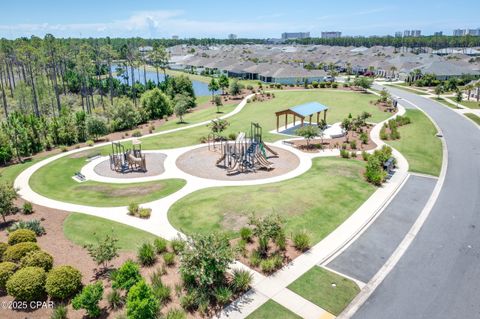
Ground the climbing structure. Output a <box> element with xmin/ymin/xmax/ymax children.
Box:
<box><xmin>216</xmin><ymin>123</ymin><xmax>278</xmax><ymax>175</ymax></box>
<box><xmin>109</xmin><ymin>139</ymin><xmax>147</xmax><ymax>173</ymax></box>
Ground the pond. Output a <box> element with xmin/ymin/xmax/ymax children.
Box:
<box><xmin>112</xmin><ymin>65</ymin><xmax>218</xmax><ymax>97</ymax></box>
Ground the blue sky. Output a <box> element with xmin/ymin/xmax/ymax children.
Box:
<box><xmin>0</xmin><ymin>0</ymin><xmax>479</xmax><ymax>39</ymax></box>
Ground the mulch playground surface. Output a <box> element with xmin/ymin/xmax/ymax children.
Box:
<box><xmin>93</xmin><ymin>153</ymin><xmax>167</xmax><ymax>179</ymax></box>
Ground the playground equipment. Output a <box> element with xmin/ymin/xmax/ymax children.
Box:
<box><xmin>216</xmin><ymin>123</ymin><xmax>278</xmax><ymax>175</ymax></box>
<box><xmin>109</xmin><ymin>139</ymin><xmax>147</xmax><ymax>173</ymax></box>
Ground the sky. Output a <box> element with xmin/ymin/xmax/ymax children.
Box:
<box><xmin>0</xmin><ymin>0</ymin><xmax>479</xmax><ymax>39</ymax></box>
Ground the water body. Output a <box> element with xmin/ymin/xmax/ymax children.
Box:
<box><xmin>112</xmin><ymin>65</ymin><xmax>217</xmax><ymax>97</ymax></box>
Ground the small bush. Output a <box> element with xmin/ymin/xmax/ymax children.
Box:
<box><xmin>138</xmin><ymin>208</ymin><xmax>151</xmax><ymax>219</ymax></box>
<box><xmin>236</xmin><ymin>239</ymin><xmax>247</xmax><ymax>257</ymax></box>
<box><xmin>60</xmin><ymin>146</ymin><xmax>68</xmax><ymax>152</ymax></box>
<box><xmin>293</xmin><ymin>230</ymin><xmax>311</xmax><ymax>252</ymax></box>
<box><xmin>165</xmin><ymin>309</ymin><xmax>187</xmax><ymax>319</ymax></box>
<box><xmin>50</xmin><ymin>304</ymin><xmax>68</xmax><ymax>319</ymax></box>
<box><xmin>340</xmin><ymin>149</ymin><xmax>350</xmax><ymax>158</ymax></box>
<box><xmin>72</xmin><ymin>281</ymin><xmax>104</xmax><ymax>318</ymax></box>
<box><xmin>163</xmin><ymin>252</ymin><xmax>175</xmax><ymax>266</ymax></box>
<box><xmin>127</xmin><ymin>203</ymin><xmax>139</xmax><ymax>216</ymax></box>
<box><xmin>180</xmin><ymin>291</ymin><xmax>198</xmax><ymax>311</ymax></box>
<box><xmin>126</xmin><ymin>280</ymin><xmax>159</xmax><ymax>319</ymax></box>
<box><xmin>0</xmin><ymin>261</ymin><xmax>17</xmax><ymax>290</ymax></box>
<box><xmin>20</xmin><ymin>250</ymin><xmax>53</xmax><ymax>271</ymax></box>
<box><xmin>6</xmin><ymin>266</ymin><xmax>46</xmax><ymax>301</ymax></box>
<box><xmin>360</xmin><ymin>132</ymin><xmax>369</xmax><ymax>144</ymax></box>
<box><xmin>137</xmin><ymin>242</ymin><xmax>156</xmax><ymax>266</ymax></box>
<box><xmin>380</xmin><ymin>127</ymin><xmax>388</xmax><ymax>140</ymax></box>
<box><xmin>249</xmin><ymin>250</ymin><xmax>261</xmax><ymax>267</ymax></box>
<box><xmin>319</xmin><ymin>82</ymin><xmax>326</xmax><ymax>88</ymax></box>
<box><xmin>228</xmin><ymin>132</ymin><xmax>237</xmax><ymax>140</ymax></box>
<box><xmin>170</xmin><ymin>239</ymin><xmax>185</xmax><ymax>254</ymax></box>
<box><xmin>8</xmin><ymin>219</ymin><xmax>45</xmax><ymax>236</ymax></box>
<box><xmin>260</xmin><ymin>257</ymin><xmax>277</xmax><ymax>274</ymax></box>
<box><xmin>362</xmin><ymin>151</ymin><xmax>370</xmax><ymax>161</ymax></box>
<box><xmin>86</xmin><ymin>140</ymin><xmax>94</xmax><ymax>147</ymax></box>
<box><xmin>3</xmin><ymin>242</ymin><xmax>40</xmax><ymax>263</ymax></box>
<box><xmin>107</xmin><ymin>289</ymin><xmax>123</xmax><ymax>310</ymax></box>
<box><xmin>22</xmin><ymin>202</ymin><xmax>34</xmax><ymax>215</ymax></box>
<box><xmin>0</xmin><ymin>242</ymin><xmax>7</xmax><ymax>261</ymax></box>
<box><xmin>132</xmin><ymin>130</ymin><xmax>142</xmax><ymax>137</ymax></box>
<box><xmin>240</xmin><ymin>227</ymin><xmax>252</xmax><ymax>242</ymax></box>
<box><xmin>46</xmin><ymin>265</ymin><xmax>83</xmax><ymax>300</ymax></box>
<box><xmin>214</xmin><ymin>286</ymin><xmax>233</xmax><ymax>305</ymax></box>
<box><xmin>332</xmin><ymin>82</ymin><xmax>339</xmax><ymax>88</ymax></box>
<box><xmin>349</xmin><ymin>140</ymin><xmax>357</xmax><ymax>150</ymax></box>
<box><xmin>8</xmin><ymin>229</ymin><xmax>37</xmax><ymax>245</ymax></box>
<box><xmin>153</xmin><ymin>238</ymin><xmax>167</xmax><ymax>254</ymax></box>
<box><xmin>152</xmin><ymin>280</ymin><xmax>171</xmax><ymax>305</ymax></box>
<box><xmin>231</xmin><ymin>268</ymin><xmax>253</xmax><ymax>293</ymax></box>
<box><xmin>275</xmin><ymin>232</ymin><xmax>286</xmax><ymax>251</ymax></box>
<box><xmin>112</xmin><ymin>260</ymin><xmax>142</xmax><ymax>291</ymax></box>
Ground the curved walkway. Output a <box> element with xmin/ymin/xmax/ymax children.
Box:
<box><xmin>345</xmin><ymin>85</ymin><xmax>480</xmax><ymax>319</ymax></box>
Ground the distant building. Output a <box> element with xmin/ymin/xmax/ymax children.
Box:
<box><xmin>172</xmin><ymin>35</ymin><xmax>179</xmax><ymax>40</ymax></box>
<box><xmin>281</xmin><ymin>32</ymin><xmax>311</xmax><ymax>40</ymax></box>
<box><xmin>453</xmin><ymin>29</ymin><xmax>466</xmax><ymax>36</ymax></box>
<box><xmin>453</xmin><ymin>28</ymin><xmax>480</xmax><ymax>36</ymax></box>
<box><xmin>138</xmin><ymin>46</ymin><xmax>153</xmax><ymax>53</ymax></box>
<box><xmin>467</xmin><ymin>28</ymin><xmax>480</xmax><ymax>36</ymax></box>
<box><xmin>404</xmin><ymin>30</ymin><xmax>421</xmax><ymax>37</ymax></box>
<box><xmin>434</xmin><ymin>31</ymin><xmax>443</xmax><ymax>36</ymax></box>
<box><xmin>228</xmin><ymin>34</ymin><xmax>238</xmax><ymax>40</ymax></box>
<box><xmin>321</xmin><ymin>31</ymin><xmax>342</xmax><ymax>39</ymax></box>
<box><xmin>395</xmin><ymin>32</ymin><xmax>403</xmax><ymax>38</ymax></box>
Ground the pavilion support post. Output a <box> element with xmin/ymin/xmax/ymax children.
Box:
<box><xmin>324</xmin><ymin>110</ymin><xmax>327</xmax><ymax>122</ymax></box>
<box><xmin>317</xmin><ymin>112</ymin><xmax>320</xmax><ymax>124</ymax></box>
<box><xmin>309</xmin><ymin>114</ymin><xmax>312</xmax><ymax>125</ymax></box>
<box><xmin>293</xmin><ymin>115</ymin><xmax>296</xmax><ymax>126</ymax></box>
<box><xmin>285</xmin><ymin>113</ymin><xmax>288</xmax><ymax>130</ymax></box>
<box><xmin>301</xmin><ymin>118</ymin><xmax>304</xmax><ymax>127</ymax></box>
<box><xmin>276</xmin><ymin>115</ymin><xmax>279</xmax><ymax>132</ymax></box>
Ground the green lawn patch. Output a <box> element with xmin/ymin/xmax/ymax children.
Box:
<box><xmin>63</xmin><ymin>213</ymin><xmax>159</xmax><ymax>251</ymax></box>
<box><xmin>168</xmin><ymin>157</ymin><xmax>376</xmax><ymax>244</ymax></box>
<box><xmin>386</xmin><ymin>84</ymin><xmax>430</xmax><ymax>95</ymax></box>
<box><xmin>464</xmin><ymin>113</ymin><xmax>480</xmax><ymax>126</ymax></box>
<box><xmin>29</xmin><ymin>155</ymin><xmax>186</xmax><ymax>207</ymax></box>
<box><xmin>288</xmin><ymin>266</ymin><xmax>360</xmax><ymax>316</ymax></box>
<box><xmin>458</xmin><ymin>100</ymin><xmax>480</xmax><ymax>109</ymax></box>
<box><xmin>0</xmin><ymin>158</ymin><xmax>40</xmax><ymax>184</ymax></box>
<box><xmin>140</xmin><ymin>90</ymin><xmax>391</xmax><ymax>150</ymax></box>
<box><xmin>247</xmin><ymin>300</ymin><xmax>301</xmax><ymax>319</ymax></box>
<box><xmin>387</xmin><ymin>110</ymin><xmax>442</xmax><ymax>176</ymax></box>
<box><xmin>434</xmin><ymin>97</ymin><xmax>461</xmax><ymax>109</ymax></box>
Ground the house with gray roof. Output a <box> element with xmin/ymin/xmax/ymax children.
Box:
<box><xmin>416</xmin><ymin>61</ymin><xmax>480</xmax><ymax>80</ymax></box>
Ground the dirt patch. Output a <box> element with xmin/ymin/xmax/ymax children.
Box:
<box><xmin>176</xmin><ymin>146</ymin><xmax>300</xmax><ymax>181</ymax></box>
<box><xmin>78</xmin><ymin>183</ymin><xmax>164</xmax><ymax>197</ymax></box>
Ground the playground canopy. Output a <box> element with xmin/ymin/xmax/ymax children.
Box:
<box><xmin>275</xmin><ymin>102</ymin><xmax>329</xmax><ymax>132</ymax></box>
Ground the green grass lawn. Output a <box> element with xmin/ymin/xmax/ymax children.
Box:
<box><xmin>29</xmin><ymin>155</ymin><xmax>186</xmax><ymax>207</ymax></box>
<box><xmin>0</xmin><ymin>158</ymin><xmax>41</xmax><ymax>184</ymax></box>
<box><xmin>464</xmin><ymin>113</ymin><xmax>480</xmax><ymax>126</ymax></box>
<box><xmin>433</xmin><ymin>97</ymin><xmax>461</xmax><ymax>109</ymax></box>
<box><xmin>63</xmin><ymin>212</ymin><xmax>159</xmax><ymax>251</ymax></box>
<box><xmin>458</xmin><ymin>100</ymin><xmax>480</xmax><ymax>109</ymax></box>
<box><xmin>386</xmin><ymin>84</ymin><xmax>430</xmax><ymax>95</ymax></box>
<box><xmin>246</xmin><ymin>300</ymin><xmax>301</xmax><ymax>319</ymax></box>
<box><xmin>168</xmin><ymin>157</ymin><xmax>376</xmax><ymax>243</ymax></box>
<box><xmin>387</xmin><ymin>109</ymin><xmax>442</xmax><ymax>176</ymax></box>
<box><xmin>139</xmin><ymin>90</ymin><xmax>391</xmax><ymax>150</ymax></box>
<box><xmin>288</xmin><ymin>266</ymin><xmax>360</xmax><ymax>316</ymax></box>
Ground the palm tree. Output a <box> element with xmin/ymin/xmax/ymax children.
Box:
<box><xmin>475</xmin><ymin>81</ymin><xmax>480</xmax><ymax>103</ymax></box>
<box><xmin>390</xmin><ymin>66</ymin><xmax>397</xmax><ymax>79</ymax></box>
<box><xmin>464</xmin><ymin>84</ymin><xmax>474</xmax><ymax>101</ymax></box>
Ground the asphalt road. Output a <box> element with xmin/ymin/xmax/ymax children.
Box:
<box><xmin>353</xmin><ymin>86</ymin><xmax>480</xmax><ymax>318</ymax></box>
<box><xmin>327</xmin><ymin>175</ymin><xmax>436</xmax><ymax>283</ymax></box>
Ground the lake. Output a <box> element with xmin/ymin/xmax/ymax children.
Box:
<box><xmin>112</xmin><ymin>65</ymin><xmax>217</xmax><ymax>97</ymax></box>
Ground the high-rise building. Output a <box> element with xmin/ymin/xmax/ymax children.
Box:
<box><xmin>467</xmin><ymin>28</ymin><xmax>480</xmax><ymax>36</ymax></box>
<box><xmin>321</xmin><ymin>31</ymin><xmax>342</xmax><ymax>39</ymax></box>
<box><xmin>172</xmin><ymin>35</ymin><xmax>179</xmax><ymax>40</ymax></box>
<box><xmin>281</xmin><ymin>32</ymin><xmax>311</xmax><ymax>40</ymax></box>
<box><xmin>434</xmin><ymin>31</ymin><xmax>443</xmax><ymax>36</ymax></box>
<box><xmin>404</xmin><ymin>30</ymin><xmax>421</xmax><ymax>37</ymax></box>
<box><xmin>453</xmin><ymin>29</ymin><xmax>466</xmax><ymax>36</ymax></box>
<box><xmin>228</xmin><ymin>34</ymin><xmax>238</xmax><ymax>40</ymax></box>
<box><xmin>395</xmin><ymin>32</ymin><xmax>403</xmax><ymax>38</ymax></box>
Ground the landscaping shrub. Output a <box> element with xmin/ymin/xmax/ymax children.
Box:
<box><xmin>165</xmin><ymin>309</ymin><xmax>187</xmax><ymax>319</ymax></box>
<box><xmin>126</xmin><ymin>280</ymin><xmax>159</xmax><ymax>319</ymax></box>
<box><xmin>365</xmin><ymin>155</ymin><xmax>387</xmax><ymax>186</ymax></box>
<box><xmin>153</xmin><ymin>238</ymin><xmax>168</xmax><ymax>254</ymax></box>
<box><xmin>214</xmin><ymin>286</ymin><xmax>233</xmax><ymax>305</ymax></box>
<box><xmin>0</xmin><ymin>242</ymin><xmax>7</xmax><ymax>261</ymax></box>
<box><xmin>240</xmin><ymin>227</ymin><xmax>252</xmax><ymax>242</ymax></box>
<box><xmin>20</xmin><ymin>250</ymin><xmax>53</xmax><ymax>271</ymax></box>
<box><xmin>127</xmin><ymin>203</ymin><xmax>139</xmax><ymax>216</ymax></box>
<box><xmin>362</xmin><ymin>151</ymin><xmax>370</xmax><ymax>161</ymax></box>
<box><xmin>236</xmin><ymin>239</ymin><xmax>247</xmax><ymax>257</ymax></box>
<box><xmin>180</xmin><ymin>290</ymin><xmax>198</xmax><ymax>311</ymax></box>
<box><xmin>390</xmin><ymin>127</ymin><xmax>401</xmax><ymax>140</ymax></box>
<box><xmin>360</xmin><ymin>132</ymin><xmax>369</xmax><ymax>145</ymax></box>
<box><xmin>22</xmin><ymin>202</ymin><xmax>33</xmax><ymax>215</ymax></box>
<box><xmin>86</xmin><ymin>140</ymin><xmax>94</xmax><ymax>147</ymax></box>
<box><xmin>340</xmin><ymin>149</ymin><xmax>350</xmax><ymax>159</ymax></box>
<box><xmin>8</xmin><ymin>219</ymin><xmax>45</xmax><ymax>236</ymax></box>
<box><xmin>60</xmin><ymin>146</ymin><xmax>68</xmax><ymax>152</ymax></box>
<box><xmin>349</xmin><ymin>140</ymin><xmax>357</xmax><ymax>150</ymax></box>
<box><xmin>380</xmin><ymin>126</ymin><xmax>388</xmax><ymax>140</ymax></box>
<box><xmin>8</xmin><ymin>229</ymin><xmax>37</xmax><ymax>245</ymax></box>
<box><xmin>170</xmin><ymin>238</ymin><xmax>186</xmax><ymax>254</ymax></box>
<box><xmin>275</xmin><ymin>231</ymin><xmax>287</xmax><ymax>251</ymax></box>
<box><xmin>6</xmin><ymin>266</ymin><xmax>46</xmax><ymax>301</ymax></box>
<box><xmin>231</xmin><ymin>268</ymin><xmax>253</xmax><ymax>293</ymax></box>
<box><xmin>332</xmin><ymin>82</ymin><xmax>339</xmax><ymax>88</ymax></box>
<box><xmin>228</xmin><ymin>132</ymin><xmax>237</xmax><ymax>140</ymax></box>
<box><xmin>260</xmin><ymin>255</ymin><xmax>282</xmax><ymax>274</ymax></box>
<box><xmin>3</xmin><ymin>242</ymin><xmax>40</xmax><ymax>262</ymax></box>
<box><xmin>319</xmin><ymin>82</ymin><xmax>326</xmax><ymax>88</ymax></box>
<box><xmin>293</xmin><ymin>230</ymin><xmax>311</xmax><ymax>252</ymax></box>
<box><xmin>72</xmin><ymin>281</ymin><xmax>104</xmax><ymax>318</ymax></box>
<box><xmin>137</xmin><ymin>242</ymin><xmax>156</xmax><ymax>266</ymax></box>
<box><xmin>50</xmin><ymin>304</ymin><xmax>68</xmax><ymax>319</ymax></box>
<box><xmin>46</xmin><ymin>265</ymin><xmax>83</xmax><ymax>300</ymax></box>
<box><xmin>163</xmin><ymin>252</ymin><xmax>175</xmax><ymax>266</ymax></box>
<box><xmin>132</xmin><ymin>130</ymin><xmax>142</xmax><ymax>138</ymax></box>
<box><xmin>138</xmin><ymin>208</ymin><xmax>151</xmax><ymax>219</ymax></box>
<box><xmin>107</xmin><ymin>289</ymin><xmax>123</xmax><ymax>310</ymax></box>
<box><xmin>0</xmin><ymin>261</ymin><xmax>17</xmax><ymax>290</ymax></box>
<box><xmin>249</xmin><ymin>250</ymin><xmax>261</xmax><ymax>267</ymax></box>
<box><xmin>151</xmin><ymin>278</ymin><xmax>171</xmax><ymax>305</ymax></box>
<box><xmin>112</xmin><ymin>260</ymin><xmax>141</xmax><ymax>291</ymax></box>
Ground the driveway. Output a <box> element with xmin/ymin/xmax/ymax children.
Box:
<box><xmin>353</xmin><ymin>86</ymin><xmax>480</xmax><ymax>318</ymax></box>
